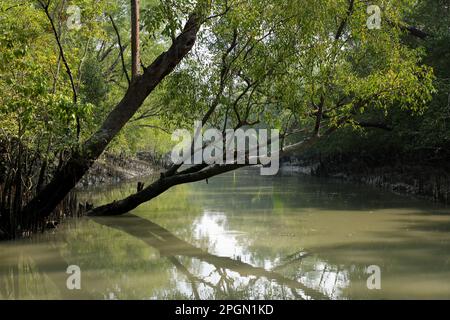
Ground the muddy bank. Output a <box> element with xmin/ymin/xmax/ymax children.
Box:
<box><xmin>281</xmin><ymin>157</ymin><xmax>450</xmax><ymax>204</ymax></box>
<box><xmin>77</xmin><ymin>153</ymin><xmax>162</xmax><ymax>188</ymax></box>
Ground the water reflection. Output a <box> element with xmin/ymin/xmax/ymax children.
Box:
<box><xmin>0</xmin><ymin>169</ymin><xmax>449</xmax><ymax>299</ymax></box>
<box><xmin>93</xmin><ymin>214</ymin><xmax>329</xmax><ymax>300</ymax></box>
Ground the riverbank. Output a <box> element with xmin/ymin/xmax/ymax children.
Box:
<box><xmin>77</xmin><ymin>152</ymin><xmax>163</xmax><ymax>188</ymax></box>
<box><xmin>281</xmin><ymin>156</ymin><xmax>450</xmax><ymax>205</ymax></box>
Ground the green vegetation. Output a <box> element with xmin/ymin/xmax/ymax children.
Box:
<box><xmin>0</xmin><ymin>0</ymin><xmax>446</xmax><ymax>240</ymax></box>
<box><xmin>300</xmin><ymin>0</ymin><xmax>450</xmax><ymax>162</ymax></box>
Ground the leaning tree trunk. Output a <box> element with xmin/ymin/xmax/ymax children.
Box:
<box><xmin>20</xmin><ymin>9</ymin><xmax>205</xmax><ymax>228</ymax></box>
<box><xmin>88</xmin><ymin>164</ymin><xmax>243</xmax><ymax>217</ymax></box>
<box><xmin>87</xmin><ymin>136</ymin><xmax>321</xmax><ymax>217</ymax></box>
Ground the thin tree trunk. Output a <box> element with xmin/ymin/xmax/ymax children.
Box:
<box><xmin>131</xmin><ymin>0</ymin><xmax>140</xmax><ymax>80</ymax></box>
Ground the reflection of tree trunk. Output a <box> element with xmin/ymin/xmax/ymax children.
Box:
<box><xmin>92</xmin><ymin>215</ymin><xmax>328</xmax><ymax>300</ymax></box>
<box><xmin>13</xmin><ymin>263</ymin><xmax>19</xmax><ymax>299</ymax></box>
<box><xmin>168</xmin><ymin>257</ymin><xmax>200</xmax><ymax>300</ymax></box>
<box><xmin>272</xmin><ymin>251</ymin><xmax>310</xmax><ymax>272</ymax></box>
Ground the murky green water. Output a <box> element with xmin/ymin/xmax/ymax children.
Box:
<box><xmin>1</xmin><ymin>169</ymin><xmax>450</xmax><ymax>300</ymax></box>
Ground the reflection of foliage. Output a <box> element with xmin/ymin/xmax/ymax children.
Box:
<box><xmin>0</xmin><ymin>256</ymin><xmax>60</xmax><ymax>299</ymax></box>
<box><xmin>0</xmin><ymin>206</ymin><xmax>351</xmax><ymax>300</ymax></box>
<box><xmin>59</xmin><ymin>219</ymin><xmax>173</xmax><ymax>299</ymax></box>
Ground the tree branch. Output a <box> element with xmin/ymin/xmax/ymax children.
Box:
<box><xmin>335</xmin><ymin>0</ymin><xmax>354</xmax><ymax>40</ymax></box>
<box><xmin>39</xmin><ymin>0</ymin><xmax>80</xmax><ymax>138</ymax></box>
<box><xmin>109</xmin><ymin>14</ymin><xmax>131</xmax><ymax>85</ymax></box>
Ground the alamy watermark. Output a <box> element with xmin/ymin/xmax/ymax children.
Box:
<box><xmin>367</xmin><ymin>5</ymin><xmax>382</xmax><ymax>30</ymax></box>
<box><xmin>66</xmin><ymin>5</ymin><xmax>82</xmax><ymax>31</ymax></box>
<box><xmin>64</xmin><ymin>3</ymin><xmax>380</xmax><ymax>32</ymax></box>
<box><xmin>366</xmin><ymin>265</ymin><xmax>381</xmax><ymax>290</ymax></box>
<box><xmin>66</xmin><ymin>265</ymin><xmax>81</xmax><ymax>290</ymax></box>
<box><xmin>171</xmin><ymin>121</ymin><xmax>280</xmax><ymax>176</ymax></box>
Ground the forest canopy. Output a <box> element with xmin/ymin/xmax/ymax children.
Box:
<box><xmin>0</xmin><ymin>0</ymin><xmax>446</xmax><ymax>240</ymax></box>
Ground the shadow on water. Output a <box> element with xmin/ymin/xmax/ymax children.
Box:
<box><xmin>91</xmin><ymin>214</ymin><xmax>328</xmax><ymax>300</ymax></box>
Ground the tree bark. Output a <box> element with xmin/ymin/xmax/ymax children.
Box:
<box><xmin>87</xmin><ymin>135</ymin><xmax>323</xmax><ymax>218</ymax></box>
<box><xmin>20</xmin><ymin>9</ymin><xmax>205</xmax><ymax>227</ymax></box>
<box><xmin>88</xmin><ymin>164</ymin><xmax>243</xmax><ymax>217</ymax></box>
<box><xmin>131</xmin><ymin>0</ymin><xmax>140</xmax><ymax>80</ymax></box>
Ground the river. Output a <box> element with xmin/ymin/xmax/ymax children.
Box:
<box><xmin>1</xmin><ymin>168</ymin><xmax>449</xmax><ymax>300</ymax></box>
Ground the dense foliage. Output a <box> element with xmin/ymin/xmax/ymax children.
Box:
<box><xmin>303</xmin><ymin>0</ymin><xmax>450</xmax><ymax>162</ymax></box>
<box><xmin>0</xmin><ymin>0</ymin><xmax>444</xmax><ymax>239</ymax></box>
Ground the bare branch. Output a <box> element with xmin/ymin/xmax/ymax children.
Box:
<box><xmin>39</xmin><ymin>0</ymin><xmax>80</xmax><ymax>137</ymax></box>
<box><xmin>109</xmin><ymin>14</ymin><xmax>131</xmax><ymax>86</ymax></box>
